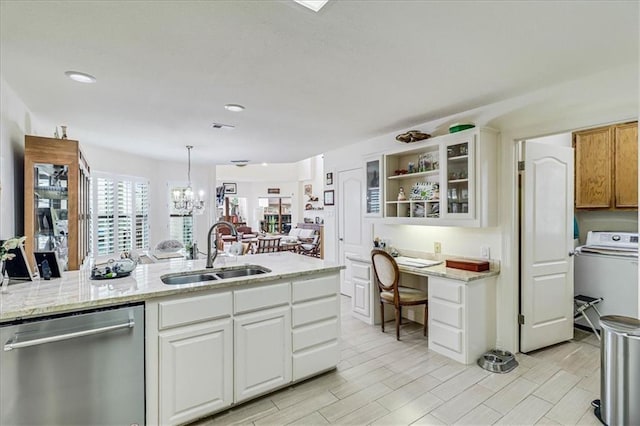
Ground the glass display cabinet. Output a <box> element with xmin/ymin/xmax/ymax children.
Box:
<box><xmin>444</xmin><ymin>138</ymin><xmax>473</xmax><ymax>218</ymax></box>
<box><xmin>365</xmin><ymin>158</ymin><xmax>382</xmax><ymax>216</ymax></box>
<box><xmin>24</xmin><ymin>136</ymin><xmax>91</xmax><ymax>271</ymax></box>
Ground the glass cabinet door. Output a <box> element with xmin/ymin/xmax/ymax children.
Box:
<box><xmin>444</xmin><ymin>137</ymin><xmax>474</xmax><ymax>218</ymax></box>
<box><xmin>34</xmin><ymin>163</ymin><xmax>70</xmax><ymax>270</ymax></box>
<box><xmin>365</xmin><ymin>158</ymin><xmax>381</xmax><ymax>216</ymax></box>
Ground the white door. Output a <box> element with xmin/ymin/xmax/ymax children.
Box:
<box><xmin>520</xmin><ymin>141</ymin><xmax>574</xmax><ymax>352</ymax></box>
<box><xmin>338</xmin><ymin>168</ymin><xmax>364</xmax><ymax>296</ymax></box>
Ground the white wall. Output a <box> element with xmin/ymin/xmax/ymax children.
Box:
<box><xmin>0</xmin><ymin>77</ymin><xmax>44</xmax><ymax>238</ymax></box>
<box><xmin>324</xmin><ymin>63</ymin><xmax>639</xmax><ymax>353</ymax></box>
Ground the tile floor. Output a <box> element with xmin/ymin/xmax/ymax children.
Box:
<box><xmin>192</xmin><ymin>297</ymin><xmax>602</xmax><ymax>425</ymax></box>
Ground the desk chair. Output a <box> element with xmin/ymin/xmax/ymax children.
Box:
<box><xmin>371</xmin><ymin>249</ymin><xmax>428</xmax><ymax>340</ymax></box>
<box><xmin>255</xmin><ymin>237</ymin><xmax>281</xmax><ymax>254</ymax></box>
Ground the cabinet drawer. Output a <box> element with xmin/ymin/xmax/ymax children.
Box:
<box><xmin>352</xmin><ymin>262</ymin><xmax>370</xmax><ymax>280</ymax></box>
<box><xmin>292</xmin><ymin>296</ymin><xmax>339</xmax><ymax>327</ymax></box>
<box><xmin>430</xmin><ymin>278</ymin><xmax>464</xmax><ymax>304</ymax></box>
<box><xmin>292</xmin><ymin>318</ymin><xmax>339</xmax><ymax>352</ymax></box>
<box><xmin>234</xmin><ymin>282</ymin><xmax>290</xmax><ymax>314</ymax></box>
<box><xmin>430</xmin><ymin>300</ymin><xmax>463</xmax><ymax>329</ymax></box>
<box><xmin>429</xmin><ymin>322</ymin><xmax>463</xmax><ymax>354</ymax></box>
<box><xmin>292</xmin><ymin>275</ymin><xmax>339</xmax><ymax>303</ymax></box>
<box><xmin>292</xmin><ymin>340</ymin><xmax>339</xmax><ymax>381</ymax></box>
<box><xmin>159</xmin><ymin>292</ymin><xmax>232</xmax><ymax>330</ymax></box>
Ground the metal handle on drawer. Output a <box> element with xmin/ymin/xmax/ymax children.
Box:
<box><xmin>3</xmin><ymin>319</ymin><xmax>135</xmax><ymax>351</ymax></box>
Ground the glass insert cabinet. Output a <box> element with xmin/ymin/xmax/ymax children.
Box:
<box><xmin>365</xmin><ymin>158</ymin><xmax>382</xmax><ymax>216</ymax></box>
<box><xmin>24</xmin><ymin>136</ymin><xmax>91</xmax><ymax>271</ymax></box>
<box><xmin>380</xmin><ymin>127</ymin><xmax>498</xmax><ymax>227</ymax></box>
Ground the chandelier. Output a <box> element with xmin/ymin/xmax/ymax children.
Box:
<box><xmin>172</xmin><ymin>145</ymin><xmax>205</xmax><ymax>215</ymax></box>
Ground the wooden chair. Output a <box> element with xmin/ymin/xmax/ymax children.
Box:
<box><xmin>299</xmin><ymin>234</ymin><xmax>321</xmax><ymax>258</ymax></box>
<box><xmin>371</xmin><ymin>249</ymin><xmax>428</xmax><ymax>340</ymax></box>
<box><xmin>255</xmin><ymin>237</ymin><xmax>281</xmax><ymax>253</ymax></box>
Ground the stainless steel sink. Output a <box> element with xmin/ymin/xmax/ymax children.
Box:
<box><xmin>161</xmin><ymin>265</ymin><xmax>271</xmax><ymax>285</ymax></box>
<box><xmin>214</xmin><ymin>267</ymin><xmax>270</xmax><ymax>279</ymax></box>
<box><xmin>161</xmin><ymin>273</ymin><xmax>219</xmax><ymax>285</ymax></box>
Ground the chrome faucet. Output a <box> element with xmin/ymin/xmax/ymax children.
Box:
<box><xmin>206</xmin><ymin>221</ymin><xmax>237</xmax><ymax>268</ymax></box>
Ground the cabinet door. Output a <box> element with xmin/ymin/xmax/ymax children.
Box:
<box><xmin>442</xmin><ymin>134</ymin><xmax>475</xmax><ymax>219</ymax></box>
<box><xmin>235</xmin><ymin>306</ymin><xmax>291</xmax><ymax>402</ymax></box>
<box><xmin>614</xmin><ymin>122</ymin><xmax>638</xmax><ymax>208</ymax></box>
<box><xmin>574</xmin><ymin>126</ymin><xmax>613</xmax><ymax>208</ymax></box>
<box><xmin>364</xmin><ymin>157</ymin><xmax>382</xmax><ymax>217</ymax></box>
<box><xmin>159</xmin><ymin>318</ymin><xmax>233</xmax><ymax>425</ymax></box>
<box><xmin>352</xmin><ymin>277</ymin><xmax>370</xmax><ymax>318</ymax></box>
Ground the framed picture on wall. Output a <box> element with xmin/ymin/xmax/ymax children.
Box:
<box><xmin>323</xmin><ymin>190</ymin><xmax>335</xmax><ymax>206</ymax></box>
<box><xmin>223</xmin><ymin>182</ymin><xmax>237</xmax><ymax>194</ymax></box>
<box><xmin>326</xmin><ymin>172</ymin><xmax>333</xmax><ymax>186</ymax></box>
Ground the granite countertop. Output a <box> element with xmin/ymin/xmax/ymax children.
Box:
<box><xmin>0</xmin><ymin>252</ymin><xmax>343</xmax><ymax>322</ymax></box>
<box><xmin>346</xmin><ymin>251</ymin><xmax>500</xmax><ymax>282</ymax></box>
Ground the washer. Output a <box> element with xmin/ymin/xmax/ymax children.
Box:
<box><xmin>574</xmin><ymin>231</ymin><xmax>639</xmax><ymax>330</ymax></box>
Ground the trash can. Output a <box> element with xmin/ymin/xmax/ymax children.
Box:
<box><xmin>594</xmin><ymin>315</ymin><xmax>640</xmax><ymax>425</ymax></box>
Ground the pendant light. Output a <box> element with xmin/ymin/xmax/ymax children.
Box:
<box><xmin>172</xmin><ymin>145</ymin><xmax>205</xmax><ymax>215</ymax></box>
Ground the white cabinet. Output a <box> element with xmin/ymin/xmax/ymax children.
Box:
<box><xmin>291</xmin><ymin>275</ymin><xmax>340</xmax><ymax>381</ymax></box>
<box><xmin>154</xmin><ymin>291</ymin><xmax>234</xmax><ymax>425</ymax></box>
<box><xmin>159</xmin><ymin>319</ymin><xmax>233</xmax><ymax>425</ymax></box>
<box><xmin>383</xmin><ymin>127</ymin><xmax>498</xmax><ymax>227</ymax></box>
<box><xmin>146</xmin><ymin>273</ymin><xmax>341</xmax><ymax>424</ymax></box>
<box><xmin>349</xmin><ymin>259</ymin><xmax>375</xmax><ymax>324</ymax></box>
<box><xmin>428</xmin><ymin>276</ymin><xmax>496</xmax><ymax>364</ymax></box>
<box><xmin>234</xmin><ymin>306</ymin><xmax>292</xmax><ymax>402</ymax></box>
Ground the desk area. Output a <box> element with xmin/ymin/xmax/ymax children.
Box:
<box><xmin>347</xmin><ymin>253</ymin><xmax>499</xmax><ymax>364</ymax></box>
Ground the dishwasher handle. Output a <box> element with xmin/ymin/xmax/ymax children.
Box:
<box><xmin>3</xmin><ymin>319</ymin><xmax>135</xmax><ymax>351</ymax></box>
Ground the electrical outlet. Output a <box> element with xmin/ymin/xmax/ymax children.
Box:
<box><xmin>481</xmin><ymin>246</ymin><xmax>490</xmax><ymax>259</ymax></box>
<box><xmin>434</xmin><ymin>242</ymin><xmax>442</xmax><ymax>254</ymax></box>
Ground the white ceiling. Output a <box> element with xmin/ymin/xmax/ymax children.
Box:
<box><xmin>1</xmin><ymin>1</ymin><xmax>638</xmax><ymax>165</ymax></box>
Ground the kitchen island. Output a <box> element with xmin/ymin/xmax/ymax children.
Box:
<box><xmin>1</xmin><ymin>252</ymin><xmax>343</xmax><ymax>425</ymax></box>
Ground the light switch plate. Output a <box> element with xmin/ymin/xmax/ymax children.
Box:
<box><xmin>481</xmin><ymin>246</ymin><xmax>490</xmax><ymax>259</ymax></box>
<box><xmin>434</xmin><ymin>242</ymin><xmax>442</xmax><ymax>254</ymax></box>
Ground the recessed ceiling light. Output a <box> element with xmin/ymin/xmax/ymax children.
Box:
<box><xmin>224</xmin><ymin>104</ymin><xmax>245</xmax><ymax>112</ymax></box>
<box><xmin>64</xmin><ymin>71</ymin><xmax>96</xmax><ymax>83</ymax></box>
<box><xmin>262</xmin><ymin>162</ymin><xmax>268</xmax><ymax>167</ymax></box>
<box><xmin>294</xmin><ymin>0</ymin><xmax>329</xmax><ymax>12</ymax></box>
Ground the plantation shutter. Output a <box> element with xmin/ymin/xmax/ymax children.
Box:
<box><xmin>93</xmin><ymin>174</ymin><xmax>150</xmax><ymax>256</ymax></box>
<box><xmin>117</xmin><ymin>181</ymin><xmax>133</xmax><ymax>252</ymax></box>
<box><xmin>135</xmin><ymin>182</ymin><xmax>150</xmax><ymax>250</ymax></box>
<box><xmin>96</xmin><ymin>177</ymin><xmax>115</xmax><ymax>255</ymax></box>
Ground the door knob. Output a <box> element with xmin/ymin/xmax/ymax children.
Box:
<box><xmin>339</xmin><ymin>238</ymin><xmax>344</xmax><ymax>241</ymax></box>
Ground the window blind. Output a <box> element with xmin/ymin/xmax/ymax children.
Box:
<box><xmin>94</xmin><ymin>174</ymin><xmax>150</xmax><ymax>256</ymax></box>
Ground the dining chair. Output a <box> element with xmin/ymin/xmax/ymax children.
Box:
<box><xmin>255</xmin><ymin>237</ymin><xmax>281</xmax><ymax>254</ymax></box>
<box><xmin>371</xmin><ymin>248</ymin><xmax>428</xmax><ymax>340</ymax></box>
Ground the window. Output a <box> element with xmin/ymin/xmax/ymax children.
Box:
<box><xmin>169</xmin><ymin>185</ymin><xmax>193</xmax><ymax>247</ymax></box>
<box><xmin>94</xmin><ymin>173</ymin><xmax>150</xmax><ymax>256</ymax></box>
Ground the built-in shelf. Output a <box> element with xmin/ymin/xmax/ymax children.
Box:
<box><xmin>387</xmin><ymin>170</ymin><xmax>439</xmax><ymax>180</ymax></box>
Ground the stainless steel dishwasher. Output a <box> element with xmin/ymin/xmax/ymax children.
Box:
<box><xmin>1</xmin><ymin>303</ymin><xmax>145</xmax><ymax>426</ymax></box>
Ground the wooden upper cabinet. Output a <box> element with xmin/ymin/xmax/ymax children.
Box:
<box><xmin>614</xmin><ymin>122</ymin><xmax>638</xmax><ymax>208</ymax></box>
<box><xmin>573</xmin><ymin>121</ymin><xmax>638</xmax><ymax>210</ymax></box>
<box><xmin>573</xmin><ymin>126</ymin><xmax>613</xmax><ymax>208</ymax></box>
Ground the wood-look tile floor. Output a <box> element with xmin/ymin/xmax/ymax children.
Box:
<box><xmin>191</xmin><ymin>296</ymin><xmax>602</xmax><ymax>426</ymax></box>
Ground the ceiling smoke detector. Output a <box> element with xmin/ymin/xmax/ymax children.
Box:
<box><xmin>211</xmin><ymin>122</ymin><xmax>235</xmax><ymax>130</ymax></box>
<box><xmin>231</xmin><ymin>160</ymin><xmax>249</xmax><ymax>167</ymax></box>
